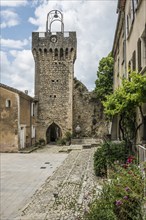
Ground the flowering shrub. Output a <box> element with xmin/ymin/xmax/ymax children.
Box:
<box><xmin>94</xmin><ymin>141</ymin><xmax>126</xmax><ymax>177</ymax></box>
<box><xmin>85</xmin><ymin>162</ymin><xmax>145</xmax><ymax>220</ymax></box>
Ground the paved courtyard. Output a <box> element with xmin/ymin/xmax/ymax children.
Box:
<box><xmin>1</xmin><ymin>145</ymin><xmax>102</xmax><ymax>220</ymax></box>
<box><xmin>0</xmin><ymin>146</ymin><xmax>68</xmax><ymax>220</ymax></box>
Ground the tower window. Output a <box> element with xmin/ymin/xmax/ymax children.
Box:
<box><xmin>54</xmin><ymin>95</ymin><xmax>56</xmax><ymax>98</ymax></box>
<box><xmin>44</xmin><ymin>48</ymin><xmax>47</xmax><ymax>53</ymax></box>
<box><xmin>55</xmin><ymin>48</ymin><xmax>58</xmax><ymax>59</ymax></box>
<box><xmin>6</xmin><ymin>99</ymin><xmax>11</xmax><ymax>108</ymax></box>
<box><xmin>65</xmin><ymin>48</ymin><xmax>68</xmax><ymax>58</ymax></box>
<box><xmin>49</xmin><ymin>48</ymin><xmax>53</xmax><ymax>53</ymax></box>
<box><xmin>50</xmin><ymin>95</ymin><xmax>52</xmax><ymax>98</ymax></box>
<box><xmin>60</xmin><ymin>48</ymin><xmax>64</xmax><ymax>60</ymax></box>
<box><xmin>52</xmin><ymin>80</ymin><xmax>55</xmax><ymax>82</ymax></box>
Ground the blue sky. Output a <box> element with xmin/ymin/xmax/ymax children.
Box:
<box><xmin>1</xmin><ymin>0</ymin><xmax>118</xmax><ymax>96</ymax></box>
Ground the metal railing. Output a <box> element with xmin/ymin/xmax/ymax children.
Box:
<box><xmin>137</xmin><ymin>145</ymin><xmax>146</xmax><ymax>164</ymax></box>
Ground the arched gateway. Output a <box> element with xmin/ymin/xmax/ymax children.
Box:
<box><xmin>46</xmin><ymin>123</ymin><xmax>62</xmax><ymax>143</ymax></box>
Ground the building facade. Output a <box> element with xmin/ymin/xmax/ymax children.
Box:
<box><xmin>112</xmin><ymin>0</ymin><xmax>146</xmax><ymax>143</ymax></box>
<box><xmin>0</xmin><ymin>84</ymin><xmax>36</xmax><ymax>152</ymax></box>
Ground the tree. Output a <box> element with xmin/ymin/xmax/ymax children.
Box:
<box><xmin>103</xmin><ymin>71</ymin><xmax>146</xmax><ymax>146</ymax></box>
<box><xmin>95</xmin><ymin>53</ymin><xmax>114</xmax><ymax>101</ymax></box>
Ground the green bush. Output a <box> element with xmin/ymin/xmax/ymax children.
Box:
<box><xmin>65</xmin><ymin>131</ymin><xmax>72</xmax><ymax>142</ymax></box>
<box><xmin>56</xmin><ymin>138</ymin><xmax>66</xmax><ymax>145</ymax></box>
<box><xmin>94</xmin><ymin>141</ymin><xmax>126</xmax><ymax>177</ymax></box>
<box><xmin>85</xmin><ymin>164</ymin><xmax>144</xmax><ymax>220</ymax></box>
<box><xmin>56</xmin><ymin>132</ymin><xmax>72</xmax><ymax>146</ymax></box>
<box><xmin>39</xmin><ymin>138</ymin><xmax>45</xmax><ymax>145</ymax></box>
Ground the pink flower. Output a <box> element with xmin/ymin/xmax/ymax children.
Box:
<box><xmin>123</xmin><ymin>195</ymin><xmax>128</xmax><ymax>200</ymax></box>
<box><xmin>116</xmin><ymin>200</ymin><xmax>123</xmax><ymax>206</ymax></box>
<box><xmin>125</xmin><ymin>187</ymin><xmax>130</xmax><ymax>192</ymax></box>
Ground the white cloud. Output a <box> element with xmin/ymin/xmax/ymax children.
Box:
<box><xmin>1</xmin><ymin>0</ymin><xmax>28</xmax><ymax>7</ymax></box>
<box><xmin>1</xmin><ymin>38</ymin><xmax>29</xmax><ymax>49</ymax></box>
<box><xmin>1</xmin><ymin>10</ymin><xmax>20</xmax><ymax>28</ymax></box>
<box><xmin>1</xmin><ymin>50</ymin><xmax>34</xmax><ymax>96</ymax></box>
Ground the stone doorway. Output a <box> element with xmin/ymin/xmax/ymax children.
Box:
<box><xmin>46</xmin><ymin>123</ymin><xmax>62</xmax><ymax>143</ymax></box>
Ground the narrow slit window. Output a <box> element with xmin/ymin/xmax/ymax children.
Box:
<box><xmin>6</xmin><ymin>99</ymin><xmax>11</xmax><ymax>108</ymax></box>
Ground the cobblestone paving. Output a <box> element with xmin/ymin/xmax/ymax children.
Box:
<box><xmin>15</xmin><ymin>147</ymin><xmax>102</xmax><ymax>220</ymax></box>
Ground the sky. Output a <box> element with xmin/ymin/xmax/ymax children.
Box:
<box><xmin>1</xmin><ymin>0</ymin><xmax>118</xmax><ymax>96</ymax></box>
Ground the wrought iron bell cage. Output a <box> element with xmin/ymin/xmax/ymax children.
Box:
<box><xmin>46</xmin><ymin>10</ymin><xmax>64</xmax><ymax>33</ymax></box>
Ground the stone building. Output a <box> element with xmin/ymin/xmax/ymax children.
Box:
<box><xmin>111</xmin><ymin>0</ymin><xmax>146</xmax><ymax>143</ymax></box>
<box><xmin>0</xmin><ymin>84</ymin><xmax>36</xmax><ymax>152</ymax></box>
<box><xmin>32</xmin><ymin>10</ymin><xmax>108</xmax><ymax>143</ymax></box>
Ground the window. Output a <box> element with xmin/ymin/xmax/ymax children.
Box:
<box><xmin>126</xmin><ymin>15</ymin><xmax>129</xmax><ymax>36</ymax></box>
<box><xmin>132</xmin><ymin>50</ymin><xmax>136</xmax><ymax>71</ymax></box>
<box><xmin>130</xmin><ymin>0</ymin><xmax>134</xmax><ymax>23</ymax></box>
<box><xmin>54</xmin><ymin>48</ymin><xmax>58</xmax><ymax>59</ymax></box>
<box><xmin>122</xmin><ymin>40</ymin><xmax>126</xmax><ymax>63</ymax></box>
<box><xmin>60</xmin><ymin>48</ymin><xmax>64</xmax><ymax>60</ymax></box>
<box><xmin>133</xmin><ymin>0</ymin><xmax>138</xmax><ymax>10</ymax></box>
<box><xmin>31</xmin><ymin>125</ymin><xmax>36</xmax><ymax>138</ymax></box>
<box><xmin>117</xmin><ymin>58</ymin><xmax>120</xmax><ymax>77</ymax></box>
<box><xmin>137</xmin><ymin>38</ymin><xmax>142</xmax><ymax>72</ymax></box>
<box><xmin>31</xmin><ymin>103</ymin><xmax>35</xmax><ymax>116</ymax></box>
<box><xmin>65</xmin><ymin>48</ymin><xmax>68</xmax><ymax>59</ymax></box>
<box><xmin>6</xmin><ymin>99</ymin><xmax>11</xmax><ymax>108</ymax></box>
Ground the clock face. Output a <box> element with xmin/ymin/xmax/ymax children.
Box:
<box><xmin>50</xmin><ymin>35</ymin><xmax>57</xmax><ymax>43</ymax></box>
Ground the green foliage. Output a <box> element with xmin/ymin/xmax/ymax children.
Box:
<box><xmin>103</xmin><ymin>71</ymin><xmax>146</xmax><ymax>118</ymax></box>
<box><xmin>56</xmin><ymin>131</ymin><xmax>72</xmax><ymax>145</ymax></box>
<box><xmin>95</xmin><ymin>53</ymin><xmax>114</xmax><ymax>101</ymax></box>
<box><xmin>65</xmin><ymin>131</ymin><xmax>72</xmax><ymax>142</ymax></box>
<box><xmin>94</xmin><ymin>141</ymin><xmax>126</xmax><ymax>177</ymax></box>
<box><xmin>85</xmin><ymin>164</ymin><xmax>144</xmax><ymax>220</ymax></box>
<box><xmin>103</xmin><ymin>71</ymin><xmax>146</xmax><ymax>142</ymax></box>
<box><xmin>39</xmin><ymin>138</ymin><xmax>45</xmax><ymax>145</ymax></box>
<box><xmin>56</xmin><ymin>138</ymin><xmax>66</xmax><ymax>145</ymax></box>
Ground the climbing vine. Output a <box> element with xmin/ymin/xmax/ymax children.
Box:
<box><xmin>103</xmin><ymin>71</ymin><xmax>146</xmax><ymax>145</ymax></box>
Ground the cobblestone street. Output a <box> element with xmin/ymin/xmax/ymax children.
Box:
<box><xmin>15</xmin><ymin>146</ymin><xmax>102</xmax><ymax>220</ymax></box>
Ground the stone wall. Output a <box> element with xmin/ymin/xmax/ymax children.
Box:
<box><xmin>73</xmin><ymin>78</ymin><xmax>108</xmax><ymax>138</ymax></box>
<box><xmin>0</xmin><ymin>87</ymin><xmax>19</xmax><ymax>152</ymax></box>
<box><xmin>20</xmin><ymin>96</ymin><xmax>32</xmax><ymax>147</ymax></box>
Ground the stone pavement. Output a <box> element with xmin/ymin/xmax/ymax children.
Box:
<box><xmin>15</xmin><ymin>146</ymin><xmax>102</xmax><ymax>220</ymax></box>
<box><xmin>0</xmin><ymin>146</ymin><xmax>68</xmax><ymax>220</ymax></box>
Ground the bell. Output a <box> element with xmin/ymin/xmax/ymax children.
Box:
<box><xmin>54</xmin><ymin>10</ymin><xmax>58</xmax><ymax>18</ymax></box>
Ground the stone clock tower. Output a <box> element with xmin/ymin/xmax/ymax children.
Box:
<box><xmin>32</xmin><ymin>10</ymin><xmax>77</xmax><ymax>143</ymax></box>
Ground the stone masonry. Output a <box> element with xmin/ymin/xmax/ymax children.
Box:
<box><xmin>32</xmin><ymin>10</ymin><xmax>108</xmax><ymax>143</ymax></box>
<box><xmin>32</xmin><ymin>31</ymin><xmax>76</xmax><ymax>142</ymax></box>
